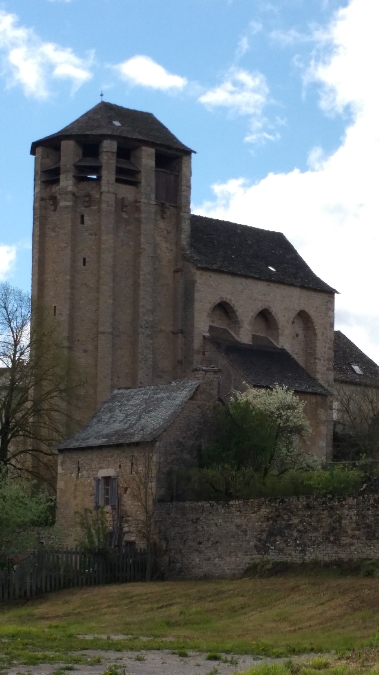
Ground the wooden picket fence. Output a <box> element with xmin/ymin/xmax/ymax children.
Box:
<box><xmin>0</xmin><ymin>546</ymin><xmax>153</xmax><ymax>602</ymax></box>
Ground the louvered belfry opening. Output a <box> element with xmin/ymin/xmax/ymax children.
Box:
<box><xmin>115</xmin><ymin>144</ymin><xmax>140</xmax><ymax>186</ymax></box>
<box><xmin>74</xmin><ymin>143</ymin><xmax>101</xmax><ymax>181</ymax></box>
<box><xmin>155</xmin><ymin>152</ymin><xmax>179</xmax><ymax>205</ymax></box>
<box><xmin>40</xmin><ymin>146</ymin><xmax>61</xmax><ymax>185</ymax></box>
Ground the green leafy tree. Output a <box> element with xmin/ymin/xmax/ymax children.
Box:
<box><xmin>0</xmin><ymin>470</ymin><xmax>54</xmax><ymax>569</ymax></box>
<box><xmin>201</xmin><ymin>386</ymin><xmax>316</xmax><ymax>487</ymax></box>
<box><xmin>203</xmin><ymin>399</ymin><xmax>277</xmax><ymax>472</ymax></box>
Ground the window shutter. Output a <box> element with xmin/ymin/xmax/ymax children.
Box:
<box><xmin>110</xmin><ymin>476</ymin><xmax>118</xmax><ymax>508</ymax></box>
<box><xmin>94</xmin><ymin>477</ymin><xmax>100</xmax><ymax>509</ymax></box>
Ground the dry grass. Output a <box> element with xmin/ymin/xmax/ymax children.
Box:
<box><xmin>1</xmin><ymin>576</ymin><xmax>379</xmax><ymax>655</ymax></box>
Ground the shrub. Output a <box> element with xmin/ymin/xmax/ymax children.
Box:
<box><xmin>76</xmin><ymin>507</ymin><xmax>109</xmax><ymax>555</ymax></box>
<box><xmin>203</xmin><ymin>399</ymin><xmax>277</xmax><ymax>473</ymax></box>
<box><xmin>165</xmin><ymin>466</ymin><xmax>364</xmax><ymax>501</ymax></box>
<box><xmin>0</xmin><ymin>471</ymin><xmax>54</xmax><ymax>569</ymax></box>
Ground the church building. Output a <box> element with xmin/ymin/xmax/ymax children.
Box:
<box><xmin>30</xmin><ymin>101</ymin><xmax>355</xmax><ymax>543</ymax></box>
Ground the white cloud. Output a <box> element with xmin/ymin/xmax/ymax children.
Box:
<box><xmin>0</xmin><ymin>10</ymin><xmax>93</xmax><ymax>98</ymax></box>
<box><xmin>198</xmin><ymin>67</ymin><xmax>276</xmax><ymax>144</ymax></box>
<box><xmin>0</xmin><ymin>245</ymin><xmax>16</xmax><ymax>280</ymax></box>
<box><xmin>199</xmin><ymin>68</ymin><xmax>268</xmax><ymax>115</ymax></box>
<box><xmin>235</xmin><ymin>21</ymin><xmax>263</xmax><ymax>59</ymax></box>
<box><xmin>235</xmin><ymin>36</ymin><xmax>250</xmax><ymax>60</ymax></box>
<box><xmin>194</xmin><ymin>0</ymin><xmax>379</xmax><ymax>362</ymax></box>
<box><xmin>115</xmin><ymin>55</ymin><xmax>187</xmax><ymax>91</ymax></box>
<box><xmin>269</xmin><ymin>28</ymin><xmax>313</xmax><ymax>46</ymax></box>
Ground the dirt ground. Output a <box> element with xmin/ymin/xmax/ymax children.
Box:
<box><xmin>4</xmin><ymin>648</ymin><xmax>304</xmax><ymax>675</ymax></box>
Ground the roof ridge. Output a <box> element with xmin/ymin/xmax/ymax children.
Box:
<box><xmin>191</xmin><ymin>213</ymin><xmax>282</xmax><ymax>237</ymax></box>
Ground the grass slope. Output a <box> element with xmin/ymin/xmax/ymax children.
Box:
<box><xmin>1</xmin><ymin>577</ymin><xmax>379</xmax><ymax>670</ymax></box>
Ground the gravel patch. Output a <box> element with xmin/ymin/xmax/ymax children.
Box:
<box><xmin>4</xmin><ymin>647</ymin><xmax>290</xmax><ymax>675</ymax></box>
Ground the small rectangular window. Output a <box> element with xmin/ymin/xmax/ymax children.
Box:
<box><xmin>96</xmin><ymin>475</ymin><xmax>118</xmax><ymax>507</ymax></box>
<box><xmin>53</xmin><ymin>305</ymin><xmax>56</xmax><ymax>316</ymax></box>
<box><xmin>83</xmin><ymin>257</ymin><xmax>86</xmax><ymax>266</ymax></box>
<box><xmin>80</xmin><ymin>214</ymin><xmax>84</xmax><ymax>224</ymax></box>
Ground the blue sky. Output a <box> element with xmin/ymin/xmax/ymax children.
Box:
<box><xmin>1</xmin><ymin>0</ymin><xmax>379</xmax><ymax>361</ymax></box>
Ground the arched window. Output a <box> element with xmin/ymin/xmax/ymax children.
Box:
<box><xmin>252</xmin><ymin>309</ymin><xmax>279</xmax><ymax>344</ymax></box>
<box><xmin>291</xmin><ymin>310</ymin><xmax>317</xmax><ymax>376</ymax></box>
<box><xmin>209</xmin><ymin>301</ymin><xmax>239</xmax><ymax>336</ymax></box>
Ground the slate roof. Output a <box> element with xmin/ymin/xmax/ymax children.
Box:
<box><xmin>58</xmin><ymin>380</ymin><xmax>199</xmax><ymax>450</ymax></box>
<box><xmin>189</xmin><ymin>215</ymin><xmax>335</xmax><ymax>293</ymax></box>
<box><xmin>31</xmin><ymin>102</ymin><xmax>192</xmax><ymax>155</ymax></box>
<box><xmin>207</xmin><ymin>327</ymin><xmax>329</xmax><ymax>395</ymax></box>
<box><xmin>334</xmin><ymin>330</ymin><xmax>379</xmax><ymax>386</ymax></box>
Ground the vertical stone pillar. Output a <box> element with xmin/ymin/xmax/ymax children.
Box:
<box><xmin>175</xmin><ymin>153</ymin><xmax>192</xmax><ymax>376</ymax></box>
<box><xmin>96</xmin><ymin>139</ymin><xmax>117</xmax><ymax>407</ymax></box>
<box><xmin>58</xmin><ymin>140</ymin><xmax>81</xmax><ymax>348</ymax></box>
<box><xmin>134</xmin><ymin>146</ymin><xmax>155</xmax><ymax>386</ymax></box>
<box><xmin>178</xmin><ymin>154</ymin><xmax>192</xmax><ymax>253</ymax></box>
<box><xmin>31</xmin><ymin>147</ymin><xmax>46</xmax><ymax>306</ymax></box>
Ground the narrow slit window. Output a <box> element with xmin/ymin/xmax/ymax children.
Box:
<box><xmin>80</xmin><ymin>214</ymin><xmax>84</xmax><ymax>224</ymax></box>
<box><xmin>83</xmin><ymin>257</ymin><xmax>86</xmax><ymax>267</ymax></box>
<box><xmin>53</xmin><ymin>305</ymin><xmax>56</xmax><ymax>316</ymax></box>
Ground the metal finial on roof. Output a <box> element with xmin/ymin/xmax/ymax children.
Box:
<box><xmin>100</xmin><ymin>90</ymin><xmax>104</xmax><ymax>100</ymax></box>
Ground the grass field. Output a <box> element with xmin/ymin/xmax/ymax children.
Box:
<box><xmin>1</xmin><ymin>576</ymin><xmax>379</xmax><ymax>672</ymax></box>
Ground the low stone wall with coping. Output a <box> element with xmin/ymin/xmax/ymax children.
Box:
<box><xmin>155</xmin><ymin>495</ymin><xmax>379</xmax><ymax>578</ymax></box>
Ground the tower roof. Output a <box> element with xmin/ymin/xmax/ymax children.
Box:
<box><xmin>31</xmin><ymin>101</ymin><xmax>193</xmax><ymax>155</ymax></box>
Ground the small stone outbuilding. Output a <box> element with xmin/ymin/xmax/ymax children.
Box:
<box><xmin>56</xmin><ymin>374</ymin><xmax>217</xmax><ymax>546</ymax></box>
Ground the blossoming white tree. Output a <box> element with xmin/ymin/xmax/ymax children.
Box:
<box><xmin>236</xmin><ymin>385</ymin><xmax>317</xmax><ymax>475</ymax></box>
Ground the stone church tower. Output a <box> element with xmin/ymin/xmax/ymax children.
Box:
<box><xmin>31</xmin><ymin>102</ymin><xmax>193</xmax><ymax>424</ymax></box>
<box><xmin>32</xmin><ymin>101</ymin><xmax>338</xmax><ymax>464</ymax></box>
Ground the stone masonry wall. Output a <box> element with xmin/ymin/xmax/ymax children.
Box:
<box><xmin>156</xmin><ymin>496</ymin><xmax>379</xmax><ymax>578</ymax></box>
<box><xmin>192</xmin><ymin>268</ymin><xmax>335</xmax><ymax>392</ymax></box>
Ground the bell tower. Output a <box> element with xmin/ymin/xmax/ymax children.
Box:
<box><xmin>31</xmin><ymin>102</ymin><xmax>193</xmax><ymax>425</ymax></box>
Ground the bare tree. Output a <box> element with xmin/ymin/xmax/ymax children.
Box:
<box><xmin>0</xmin><ymin>282</ymin><xmax>84</xmax><ymax>484</ymax></box>
<box><xmin>334</xmin><ymin>382</ymin><xmax>379</xmax><ymax>461</ymax></box>
<box><xmin>128</xmin><ymin>444</ymin><xmax>159</xmax><ymax>580</ymax></box>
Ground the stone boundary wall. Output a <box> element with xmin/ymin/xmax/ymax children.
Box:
<box><xmin>156</xmin><ymin>496</ymin><xmax>379</xmax><ymax>578</ymax></box>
